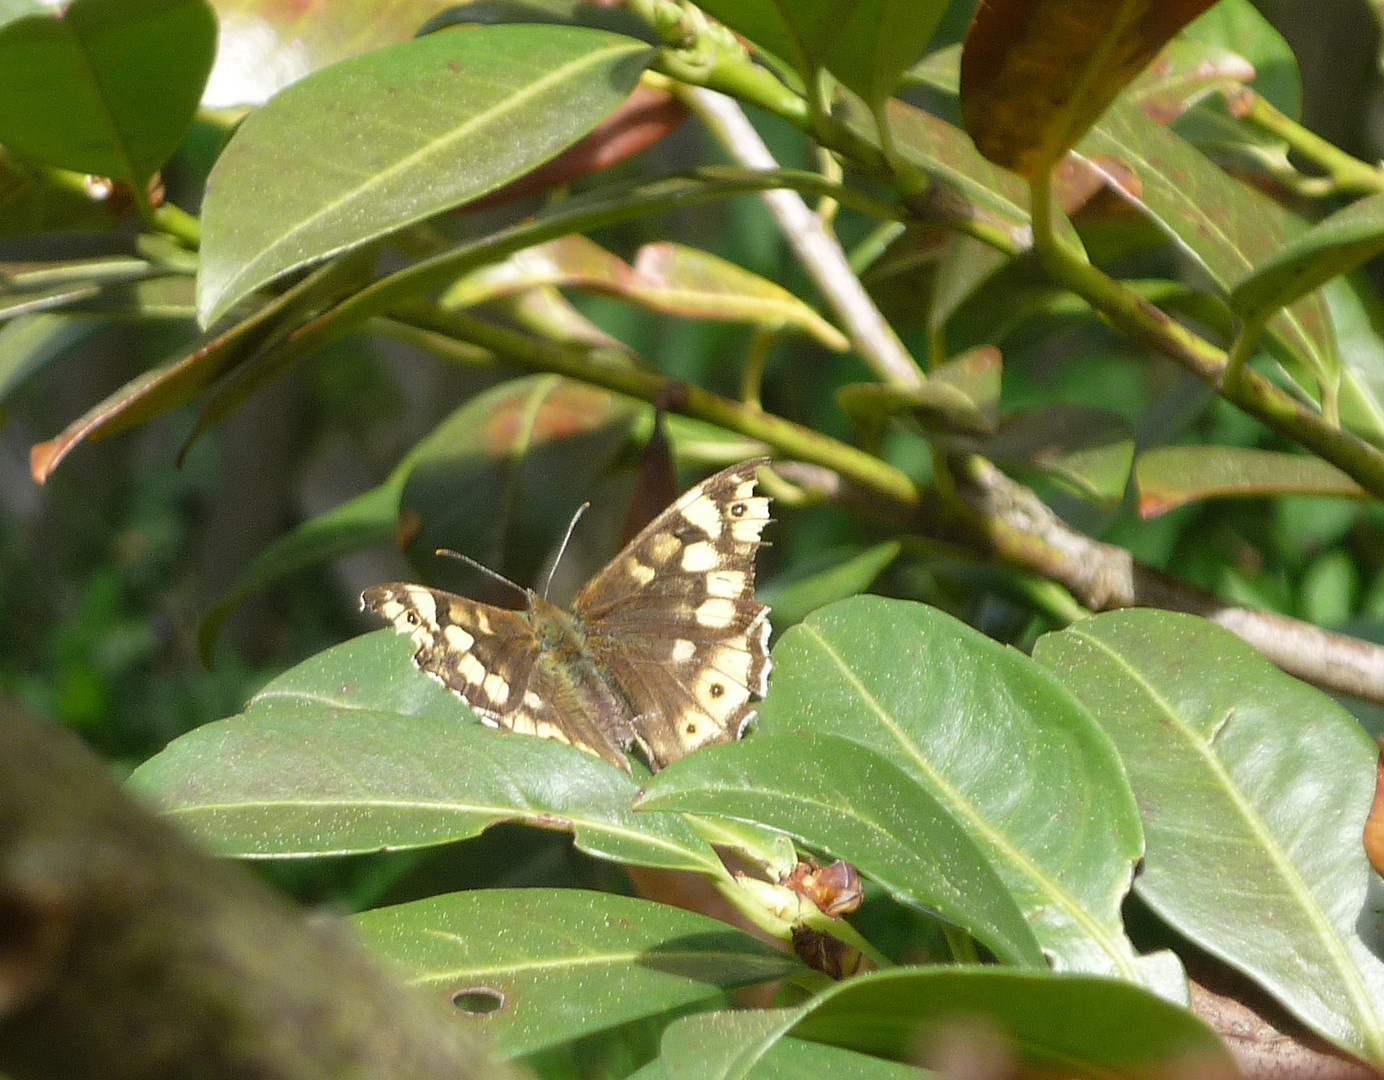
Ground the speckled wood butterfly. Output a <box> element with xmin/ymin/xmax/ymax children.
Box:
<box><xmin>362</xmin><ymin>459</ymin><xmax>772</xmax><ymax>773</ymax></box>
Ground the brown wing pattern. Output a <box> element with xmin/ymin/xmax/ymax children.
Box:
<box><xmin>360</xmin><ymin>583</ymin><xmax>629</xmax><ymax>770</ymax></box>
<box><xmin>572</xmin><ymin>459</ymin><xmax>772</xmax><ymax>768</ymax></box>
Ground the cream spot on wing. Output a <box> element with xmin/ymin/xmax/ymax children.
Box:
<box><xmin>679</xmin><ymin>494</ymin><xmax>723</xmax><ymax>538</ymax></box>
<box><xmin>404</xmin><ymin>587</ymin><xmax>438</xmax><ymax>624</ymax></box>
<box><xmin>456</xmin><ymin>652</ymin><xmax>486</xmax><ymax>686</ymax></box>
<box><xmin>472</xmin><ymin>609</ymin><xmax>492</xmax><ymax>635</ymax></box>
<box><xmin>708</xmin><ymin>643</ymin><xmax>752</xmax><ymax>686</ymax></box>
<box><xmin>695</xmin><ymin>597</ymin><xmax>737</xmax><ymax>629</ymax></box>
<box><xmin>625</xmin><ymin>557</ymin><xmax>657</xmax><ymax>586</ymax></box>
<box><xmin>706</xmin><ymin>569</ymin><xmax>746</xmax><ymax>599</ymax></box>
<box><xmin>697</xmin><ymin>666</ymin><xmax>749</xmax><ymax>712</ymax></box>
<box><xmin>732</xmin><ymin>478</ymin><xmax>758</xmax><ymax>501</ymax></box>
<box><xmin>648</xmin><ymin>533</ymin><xmax>680</xmax><ymax>565</ymax></box>
<box><xmin>442</xmin><ymin>624</ymin><xmax>475</xmax><ymax>652</ymax></box>
<box><xmin>482</xmin><ymin>673</ymin><xmax>510</xmax><ymax>706</ymax></box>
<box><xmin>671</xmin><ymin>638</ymin><xmax>696</xmax><ymax>663</ymax></box>
<box><xmin>524</xmin><ymin>691</ymin><xmax>543</xmax><ymax>710</ymax></box>
<box><xmin>681</xmin><ymin>541</ymin><xmax>718</xmax><ymax>573</ymax></box>
<box><xmin>729</xmin><ymin>498</ymin><xmax>770</xmax><ymax>542</ymax></box>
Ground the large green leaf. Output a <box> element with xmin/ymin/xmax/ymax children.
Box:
<box><xmin>0</xmin><ymin>0</ymin><xmax>215</xmax><ymax>182</ymax></box>
<box><xmin>750</xmin><ymin>597</ymin><xmax>1167</xmax><ymax>990</ymax></box>
<box><xmin>353</xmin><ymin>889</ymin><xmax>803</xmax><ymax>1058</ymax></box>
<box><xmin>641</xmin><ymin>733</ymin><xmax>1045</xmax><ymax>968</ymax></box>
<box><xmin>1135</xmin><ymin>446</ymin><xmax>1366</xmax><ymax>517</ymax></box>
<box><xmin>197</xmin><ymin>23</ymin><xmax>654</xmax><ymax>325</ymax></box>
<box><xmin>197</xmin><ymin>375</ymin><xmax>640</xmax><ymax>658</ymax></box>
<box><xmin>659</xmin><ymin>968</ymin><xmax>1231</xmax><ymax>1080</ymax></box>
<box><xmin>1033</xmin><ymin>609</ymin><xmax>1384</xmax><ymax>1064</ymax></box>
<box><xmin>130</xmin><ymin>630</ymin><xmax>722</xmax><ymax>874</ymax></box>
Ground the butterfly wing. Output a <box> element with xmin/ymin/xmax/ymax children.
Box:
<box><xmin>571</xmin><ymin>459</ymin><xmax>772</xmax><ymax>769</ymax></box>
<box><xmin>361</xmin><ymin>582</ymin><xmax>631</xmax><ymax>772</ymax></box>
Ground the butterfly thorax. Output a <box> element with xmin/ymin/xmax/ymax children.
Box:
<box><xmin>524</xmin><ymin>591</ymin><xmax>640</xmax><ymax>753</ymax></box>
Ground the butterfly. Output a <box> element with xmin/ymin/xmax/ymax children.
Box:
<box><xmin>361</xmin><ymin>459</ymin><xmax>772</xmax><ymax>773</ymax></box>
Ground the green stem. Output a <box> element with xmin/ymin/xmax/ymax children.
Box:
<box><xmin>1238</xmin><ymin>90</ymin><xmax>1384</xmax><ymax>196</ymax></box>
<box><xmin>384</xmin><ymin>303</ymin><xmax>920</xmax><ymax>511</ymax></box>
<box><xmin>1029</xmin><ymin>169</ymin><xmax>1384</xmax><ymax>497</ymax></box>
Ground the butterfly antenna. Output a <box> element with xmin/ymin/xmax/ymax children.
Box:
<box><xmin>435</xmin><ymin>549</ymin><xmax>528</xmax><ymax>601</ymax></box>
<box><xmin>542</xmin><ymin>502</ymin><xmax>590</xmax><ymax>600</ymax></box>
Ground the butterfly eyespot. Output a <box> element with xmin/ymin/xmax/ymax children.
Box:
<box><xmin>685</xmin><ymin>721</ymin><xmax>698</xmax><ymax>735</ymax></box>
<box><xmin>709</xmin><ymin>682</ymin><xmax>725</xmax><ymax>698</ymax></box>
<box><xmin>730</xmin><ymin>503</ymin><xmax>746</xmax><ymax>517</ymax></box>
<box><xmin>405</xmin><ymin>612</ymin><xmax>419</xmax><ymax>626</ymax></box>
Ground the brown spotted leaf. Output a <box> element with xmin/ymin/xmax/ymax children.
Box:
<box><xmin>960</xmin><ymin>0</ymin><xmax>1218</xmax><ymax>177</ymax></box>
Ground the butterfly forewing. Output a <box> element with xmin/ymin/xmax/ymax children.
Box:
<box><xmin>573</xmin><ymin>459</ymin><xmax>772</xmax><ymax>768</ymax></box>
<box><xmin>362</xmin><ymin>459</ymin><xmax>772</xmax><ymax>773</ymax></box>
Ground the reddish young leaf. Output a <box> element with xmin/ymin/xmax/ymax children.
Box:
<box><xmin>960</xmin><ymin>0</ymin><xmax>1218</xmax><ymax>178</ymax></box>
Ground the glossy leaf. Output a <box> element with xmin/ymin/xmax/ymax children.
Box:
<box><xmin>444</xmin><ymin>237</ymin><xmax>848</xmax><ymax>350</ymax></box>
<box><xmin>354</xmin><ymin>889</ymin><xmax>803</xmax><ymax>1058</ymax></box>
<box><xmin>661</xmin><ymin>968</ymin><xmax>1231</xmax><ymax>1080</ymax></box>
<box><xmin>0</xmin><ymin>0</ymin><xmax>215</xmax><ymax>182</ymax></box>
<box><xmin>398</xmin><ymin>376</ymin><xmax>639</xmax><ymax>591</ymax></box>
<box><xmin>1136</xmin><ymin>446</ymin><xmax>1367</xmax><ymax>517</ymax></box>
<box><xmin>0</xmin><ymin>314</ymin><xmax>103</xmax><ymax>403</ymax></box>
<box><xmin>29</xmin><ymin>249</ymin><xmax>373</xmax><ymax>483</ymax></box>
<box><xmin>641</xmin><ymin>732</ymin><xmax>1045</xmax><ymax>968</ymax></box>
<box><xmin>746</xmin><ymin>597</ymin><xmax>1163</xmax><ymax>989</ymax></box>
<box><xmin>758</xmin><ymin>541</ymin><xmax>901</xmax><ymax>631</ymax></box>
<box><xmin>1034</xmin><ymin>610</ymin><xmax>1384</xmax><ymax>1063</ymax></box>
<box><xmin>1230</xmin><ymin>192</ymin><xmax>1384</xmax><ymax>327</ymax></box>
<box><xmin>1077</xmin><ymin>100</ymin><xmax>1340</xmax><ymax>410</ymax></box>
<box><xmin>960</xmin><ymin>0</ymin><xmax>1218</xmax><ymax>178</ymax></box>
<box><xmin>130</xmin><ymin>630</ymin><xmax>722</xmax><ymax>874</ymax></box>
<box><xmin>197</xmin><ymin>24</ymin><xmax>654</xmax><ymax>326</ymax></box>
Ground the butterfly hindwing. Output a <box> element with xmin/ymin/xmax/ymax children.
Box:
<box><xmin>362</xmin><ymin>459</ymin><xmax>772</xmax><ymax>773</ymax></box>
<box><xmin>360</xmin><ymin>583</ymin><xmax>630</xmax><ymax>771</ymax></box>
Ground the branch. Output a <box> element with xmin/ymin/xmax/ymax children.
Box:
<box><xmin>677</xmin><ymin>85</ymin><xmax>925</xmax><ymax>390</ymax></box>
<box><xmin>954</xmin><ymin>457</ymin><xmax>1384</xmax><ymax>704</ymax></box>
<box><xmin>0</xmin><ymin>708</ymin><xmax>526</xmax><ymax>1080</ymax></box>
<box><xmin>378</xmin><ymin>306</ymin><xmax>1384</xmax><ymax>705</ymax></box>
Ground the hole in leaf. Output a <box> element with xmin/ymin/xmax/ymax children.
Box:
<box><xmin>451</xmin><ymin>986</ymin><xmax>506</xmax><ymax>1016</ymax></box>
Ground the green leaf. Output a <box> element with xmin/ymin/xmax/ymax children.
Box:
<box><xmin>692</xmin><ymin>0</ymin><xmax>947</xmax><ymax>109</ymax></box>
<box><xmin>353</xmin><ymin>889</ymin><xmax>803</xmax><ymax>1058</ymax></box>
<box><xmin>397</xmin><ymin>376</ymin><xmax>639</xmax><ymax>590</ymax></box>
<box><xmin>1033</xmin><ymin>609</ymin><xmax>1384</xmax><ymax>1063</ymax></box>
<box><xmin>750</xmin><ymin>597</ymin><xmax>1160</xmax><ymax>988</ymax></box>
<box><xmin>759</xmin><ymin>542</ymin><xmax>901</xmax><ymax>631</ymax></box>
<box><xmin>197</xmin><ymin>23</ymin><xmax>654</xmax><ymax>326</ymax></box>
<box><xmin>1077</xmin><ymin>100</ymin><xmax>1339</xmax><ymax>411</ymax></box>
<box><xmin>197</xmin><ymin>374</ymin><xmax>640</xmax><ymax>659</ymax></box>
<box><xmin>661</xmin><ymin>968</ymin><xmax>1232</xmax><ymax>1080</ymax></box>
<box><xmin>130</xmin><ymin>630</ymin><xmax>722</xmax><ymax>874</ymax></box>
<box><xmin>443</xmin><ymin>237</ymin><xmax>849</xmax><ymax>350</ymax></box>
<box><xmin>0</xmin><ymin>0</ymin><xmax>215</xmax><ymax>182</ymax></box>
<box><xmin>1136</xmin><ymin>446</ymin><xmax>1366</xmax><ymax>517</ymax></box>
<box><xmin>1230</xmin><ymin>191</ymin><xmax>1384</xmax><ymax>326</ymax></box>
<box><xmin>640</xmin><ymin>733</ymin><xmax>1045</xmax><ymax>968</ymax></box>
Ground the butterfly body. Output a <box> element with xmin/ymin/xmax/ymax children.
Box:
<box><xmin>362</xmin><ymin>459</ymin><xmax>772</xmax><ymax>773</ymax></box>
